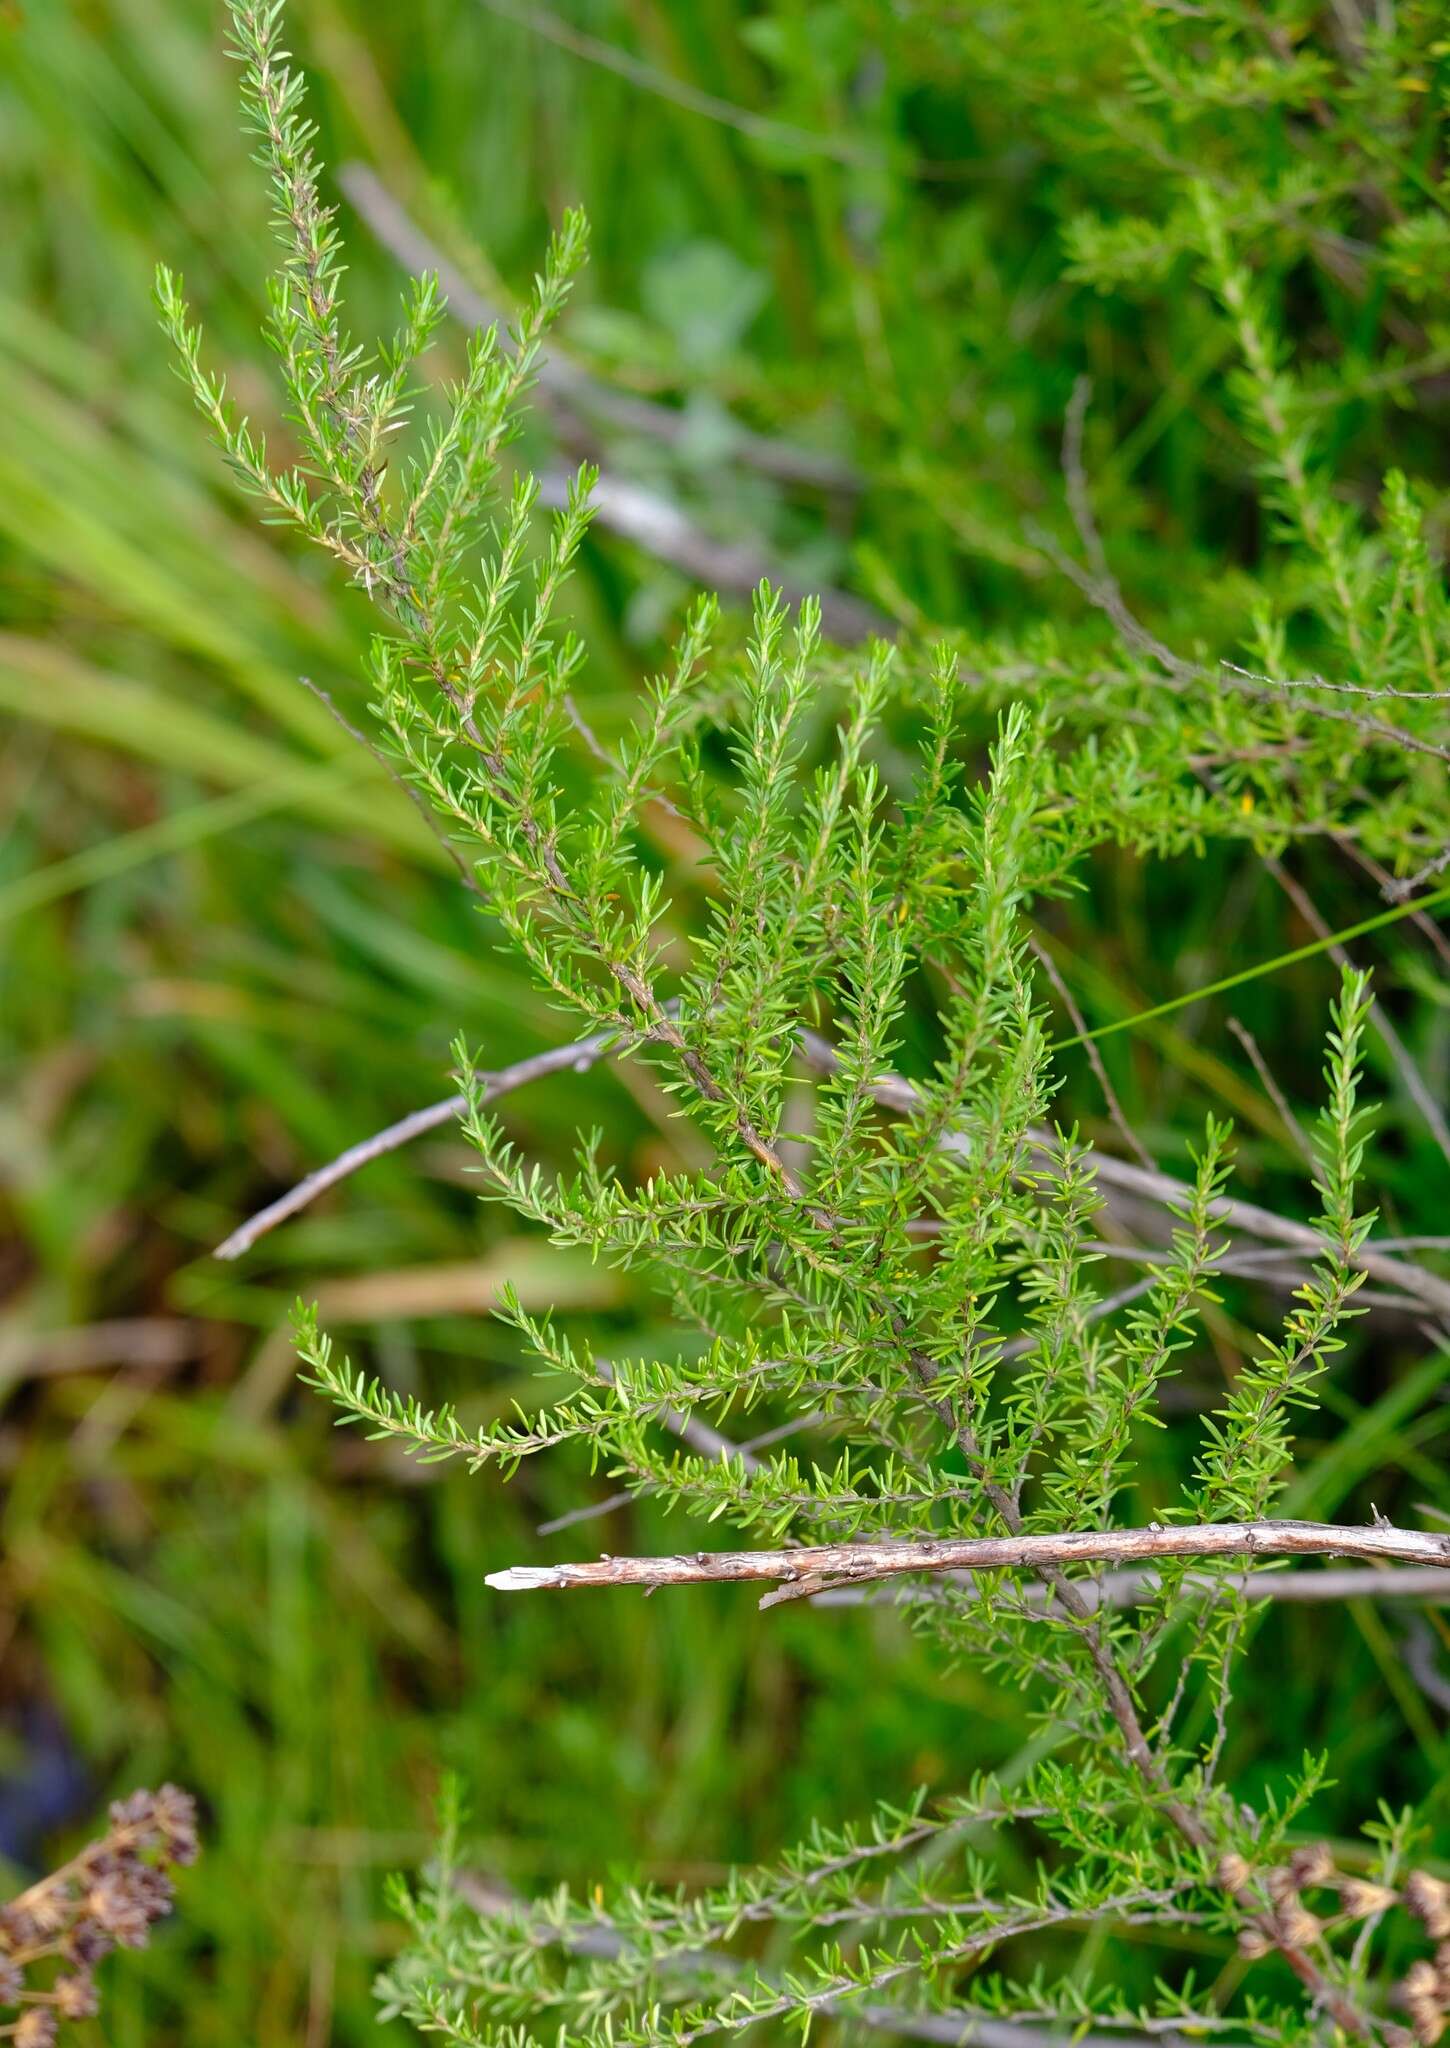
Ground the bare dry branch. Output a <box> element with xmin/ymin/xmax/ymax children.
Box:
<box><xmin>213</xmin><ymin>1025</ymin><xmax>633</xmax><ymax>1260</ymax></box>
<box><xmin>1029</xmin><ymin>931</ymin><xmax>1155</xmax><ymax>1171</ymax></box>
<box><xmin>484</xmin><ymin>1517</ymin><xmax>1450</xmax><ymax>1596</ymax></box>
<box><xmin>338</xmin><ymin>164</ymin><xmax>884</xmax><ymax>641</ymax></box>
<box><xmin>810</xmin><ymin>1562</ymin><xmax>1450</xmax><ymax>1610</ymax></box>
<box><xmin>536</xmin><ymin>468</ymin><xmax>887</xmax><ymax>643</ymax></box>
<box><xmin>1044</xmin><ymin>382</ymin><xmax>1450</xmax><ymax>784</ymax></box>
<box><xmin>216</xmin><ymin>1017</ymin><xmax>1450</xmax><ymax>1320</ymax></box>
<box><xmin>793</xmin><ymin>1029</ymin><xmax>1450</xmax><ymax>1320</ymax></box>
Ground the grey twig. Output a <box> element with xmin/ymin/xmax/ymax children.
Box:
<box><xmin>214</xmin><ymin>1092</ymin><xmax>464</xmax><ymax>1261</ymax></box>
<box><xmin>1336</xmin><ymin>835</ymin><xmax>1450</xmax><ymax>963</ymax></box>
<box><xmin>1226</xmin><ymin>1017</ymin><xmax>1316</xmax><ymax>1168</ymax></box>
<box><xmin>793</xmin><ymin>1027</ymin><xmax>1450</xmax><ymax>1320</ymax></box>
<box><xmin>340</xmin><ymin>164</ymin><xmax>857</xmax><ymax>492</ymax></box>
<box><xmin>537</xmin><ymin>470</ymin><xmax>887</xmax><ymax>644</ymax></box>
<box><xmin>860</xmin><ymin>2011</ymin><xmax>1259</xmax><ymax>2048</ymax></box>
<box><xmin>1029</xmin><ymin>932</ymin><xmax>1155</xmax><ymax>1171</ymax></box>
<box><xmin>1384</xmin><ymin>837</ymin><xmax>1450</xmax><ymax>903</ymax></box>
<box><xmin>1038</xmin><ymin>383</ymin><xmax>1450</xmax><ymax>779</ymax></box>
<box><xmin>810</xmin><ymin>1561</ymin><xmax>1450</xmax><ymax>1610</ymax></box>
<box><xmin>213</xmin><ymin>1024</ymin><xmax>632</xmax><ymax>1261</ymax></box>
<box><xmin>485</xmin><ymin>1517</ymin><xmax>1450</xmax><ymax>1595</ymax></box>
<box><xmin>338</xmin><ymin>165</ymin><xmax>882</xmax><ymax>643</ymax></box>
<box><xmin>215</xmin><ymin>1017</ymin><xmax>1450</xmax><ymax>1321</ymax></box>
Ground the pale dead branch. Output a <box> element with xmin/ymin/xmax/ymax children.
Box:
<box><xmin>214</xmin><ymin>1018</ymin><xmax>1450</xmax><ymax>1321</ymax></box>
<box><xmin>484</xmin><ymin>1517</ymin><xmax>1450</xmax><ymax>1597</ymax></box>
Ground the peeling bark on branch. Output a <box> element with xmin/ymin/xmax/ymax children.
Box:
<box><xmin>485</xmin><ymin>1518</ymin><xmax>1450</xmax><ymax>1597</ymax></box>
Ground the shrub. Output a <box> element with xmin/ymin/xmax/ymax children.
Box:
<box><xmin>159</xmin><ymin>4</ymin><xmax>1450</xmax><ymax>2043</ymax></box>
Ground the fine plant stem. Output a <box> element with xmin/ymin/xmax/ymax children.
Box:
<box><xmin>484</xmin><ymin>1518</ymin><xmax>1450</xmax><ymax>1594</ymax></box>
<box><xmin>214</xmin><ymin>1025</ymin><xmax>1450</xmax><ymax>1316</ymax></box>
<box><xmin>212</xmin><ymin>1022</ymin><xmax>652</xmax><ymax>1260</ymax></box>
<box><xmin>809</xmin><ymin>1562</ymin><xmax>1450</xmax><ymax>1609</ymax></box>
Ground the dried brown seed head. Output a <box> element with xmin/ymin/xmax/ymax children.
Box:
<box><xmin>129</xmin><ymin>1864</ymin><xmax>175</xmax><ymax>1922</ymax></box>
<box><xmin>1408</xmin><ymin>1874</ymin><xmax>1450</xmax><ymax>1941</ymax></box>
<box><xmin>153</xmin><ymin>1785</ymin><xmax>200</xmax><ymax>1867</ymax></box>
<box><xmin>55</xmin><ymin>1970</ymin><xmax>100</xmax><ymax>2020</ymax></box>
<box><xmin>64</xmin><ymin>1917</ymin><xmax>112</xmax><ymax>1968</ymax></box>
<box><xmin>0</xmin><ymin>1906</ymin><xmax>40</xmax><ymax>1953</ymax></box>
<box><xmin>26</xmin><ymin>1886</ymin><xmax>71</xmax><ymax>1938</ymax></box>
<box><xmin>1275</xmin><ymin>1902</ymin><xmax>1323</xmax><ymax>1947</ymax></box>
<box><xmin>1216</xmin><ymin>1851</ymin><xmax>1250</xmax><ymax>1892</ymax></box>
<box><xmin>1340</xmin><ymin>1879</ymin><xmax>1398</xmax><ymax>1919</ymax></box>
<box><xmin>1400</xmin><ymin>1954</ymin><xmax>1447</xmax><ymax>2044</ymax></box>
<box><xmin>85</xmin><ymin>1878</ymin><xmax>149</xmax><ymax>1950</ymax></box>
<box><xmin>108</xmin><ymin>1789</ymin><xmax>163</xmax><ymax>1849</ymax></box>
<box><xmin>1288</xmin><ymin>1844</ymin><xmax>1336</xmax><ymax>1890</ymax></box>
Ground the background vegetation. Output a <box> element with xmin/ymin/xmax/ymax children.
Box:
<box><xmin>2</xmin><ymin>2</ymin><xmax>1448</xmax><ymax>2042</ymax></box>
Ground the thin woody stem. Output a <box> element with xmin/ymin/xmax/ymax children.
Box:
<box><xmin>214</xmin><ymin>1024</ymin><xmax>639</xmax><ymax>1260</ymax></box>
<box><xmin>811</xmin><ymin>1560</ymin><xmax>1450</xmax><ymax>1608</ymax></box>
<box><xmin>485</xmin><ymin>1517</ymin><xmax>1450</xmax><ymax>1592</ymax></box>
<box><xmin>213</xmin><ymin>1023</ymin><xmax>1450</xmax><ymax>1317</ymax></box>
<box><xmin>795</xmin><ymin>1031</ymin><xmax>1450</xmax><ymax>1319</ymax></box>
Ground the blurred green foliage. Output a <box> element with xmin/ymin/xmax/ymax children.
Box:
<box><xmin>2</xmin><ymin>1</ymin><xmax>1449</xmax><ymax>2041</ymax></box>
